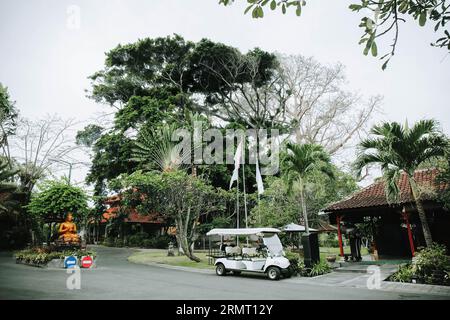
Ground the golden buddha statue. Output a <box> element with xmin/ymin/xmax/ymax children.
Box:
<box><xmin>58</xmin><ymin>213</ymin><xmax>80</xmax><ymax>244</ymax></box>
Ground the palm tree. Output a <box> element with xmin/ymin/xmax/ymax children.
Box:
<box><xmin>282</xmin><ymin>143</ymin><xmax>334</xmax><ymax>234</ymax></box>
<box><xmin>131</xmin><ymin>124</ymin><xmax>193</xmax><ymax>173</ymax></box>
<box><xmin>354</xmin><ymin>120</ymin><xmax>449</xmax><ymax>247</ymax></box>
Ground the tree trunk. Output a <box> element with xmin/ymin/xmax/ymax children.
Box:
<box><xmin>175</xmin><ymin>214</ymin><xmax>201</xmax><ymax>262</ymax></box>
<box><xmin>178</xmin><ymin>232</ymin><xmax>201</xmax><ymax>262</ymax></box>
<box><xmin>299</xmin><ymin>178</ymin><xmax>310</xmax><ymax>234</ymax></box>
<box><xmin>409</xmin><ymin>177</ymin><xmax>433</xmax><ymax>247</ymax></box>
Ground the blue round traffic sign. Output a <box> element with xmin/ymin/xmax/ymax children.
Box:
<box><xmin>64</xmin><ymin>256</ymin><xmax>78</xmax><ymax>268</ymax></box>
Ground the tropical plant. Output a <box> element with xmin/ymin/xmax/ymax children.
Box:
<box><xmin>412</xmin><ymin>243</ymin><xmax>450</xmax><ymax>284</ymax></box>
<box><xmin>390</xmin><ymin>264</ymin><xmax>415</xmax><ymax>283</ymax></box>
<box><xmin>308</xmin><ymin>260</ymin><xmax>332</xmax><ymax>277</ymax></box>
<box><xmin>354</xmin><ymin>120</ymin><xmax>449</xmax><ymax>247</ymax></box>
<box><xmin>281</xmin><ymin>143</ymin><xmax>334</xmax><ymax>234</ymax></box>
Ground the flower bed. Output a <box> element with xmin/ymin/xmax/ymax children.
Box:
<box><xmin>15</xmin><ymin>247</ymin><xmax>97</xmax><ymax>268</ymax></box>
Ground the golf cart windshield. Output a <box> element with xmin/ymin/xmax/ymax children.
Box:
<box><xmin>262</xmin><ymin>234</ymin><xmax>284</xmax><ymax>257</ymax></box>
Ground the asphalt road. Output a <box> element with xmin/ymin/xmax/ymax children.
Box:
<box><xmin>0</xmin><ymin>246</ymin><xmax>447</xmax><ymax>300</ymax></box>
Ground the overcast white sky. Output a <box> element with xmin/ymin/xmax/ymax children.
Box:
<box><xmin>1</xmin><ymin>0</ymin><xmax>449</xmax><ymax>186</ymax></box>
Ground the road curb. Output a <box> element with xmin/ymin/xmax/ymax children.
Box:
<box><xmin>129</xmin><ymin>259</ymin><xmax>215</xmax><ymax>274</ymax></box>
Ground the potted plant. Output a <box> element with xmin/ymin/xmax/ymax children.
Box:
<box><xmin>326</xmin><ymin>254</ymin><xmax>337</xmax><ymax>263</ymax></box>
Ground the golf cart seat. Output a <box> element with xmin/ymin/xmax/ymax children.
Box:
<box><xmin>242</xmin><ymin>247</ymin><xmax>257</xmax><ymax>257</ymax></box>
<box><xmin>225</xmin><ymin>246</ymin><xmax>241</xmax><ymax>257</ymax></box>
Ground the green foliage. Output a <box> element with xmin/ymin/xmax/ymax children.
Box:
<box><xmin>197</xmin><ymin>214</ymin><xmax>233</xmax><ymax>235</ymax></box>
<box><xmin>390</xmin><ymin>264</ymin><xmax>415</xmax><ymax>283</ymax></box>
<box><xmin>83</xmin><ymin>35</ymin><xmax>277</xmax><ymax>198</ymax></box>
<box><xmin>0</xmin><ymin>224</ymin><xmax>30</xmax><ymax>249</ymax></box>
<box><xmin>354</xmin><ymin>120</ymin><xmax>448</xmax><ymax>247</ymax></box>
<box><xmin>27</xmin><ymin>179</ymin><xmax>89</xmax><ymax>223</ymax></box>
<box><xmin>390</xmin><ymin>244</ymin><xmax>450</xmax><ymax>285</ymax></box>
<box><xmin>15</xmin><ymin>247</ymin><xmax>97</xmax><ymax>265</ymax></box>
<box><xmin>251</xmin><ymin>143</ymin><xmax>336</xmax><ymax>230</ymax></box>
<box><xmin>0</xmin><ymin>157</ymin><xmax>18</xmax><ymax>212</ymax></box>
<box><xmin>250</xmin><ymin>164</ymin><xmax>358</xmax><ymax>229</ymax></box>
<box><xmin>119</xmin><ymin>170</ymin><xmax>222</xmax><ymax>261</ymax></box>
<box><xmin>75</xmin><ymin>124</ymin><xmax>103</xmax><ymax>148</ymax></box>
<box><xmin>413</xmin><ymin>243</ymin><xmax>450</xmax><ymax>284</ymax></box>
<box><xmin>127</xmin><ymin>232</ymin><xmax>150</xmax><ymax>247</ymax></box>
<box><xmin>350</xmin><ymin>0</ymin><xmax>450</xmax><ymax>68</ymax></box>
<box><xmin>0</xmin><ymin>83</ymin><xmax>19</xmax><ymax>147</ymax></box>
<box><xmin>220</xmin><ymin>0</ymin><xmax>305</xmax><ymax>19</ymax></box>
<box><xmin>354</xmin><ymin>120</ymin><xmax>448</xmax><ymax>203</ymax></box>
<box><xmin>86</xmin><ymin>132</ymin><xmax>138</xmax><ymax>194</ymax></box>
<box><xmin>284</xmin><ymin>250</ymin><xmax>303</xmax><ymax>276</ymax></box>
<box><xmin>319</xmin><ymin>233</ymin><xmax>340</xmax><ymax>248</ymax></box>
<box><xmin>308</xmin><ymin>260</ymin><xmax>332</xmax><ymax>277</ymax></box>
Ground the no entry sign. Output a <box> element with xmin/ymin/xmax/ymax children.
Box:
<box><xmin>64</xmin><ymin>256</ymin><xmax>78</xmax><ymax>269</ymax></box>
<box><xmin>81</xmin><ymin>256</ymin><xmax>93</xmax><ymax>268</ymax></box>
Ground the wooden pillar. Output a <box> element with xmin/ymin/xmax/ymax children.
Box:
<box><xmin>337</xmin><ymin>215</ymin><xmax>344</xmax><ymax>257</ymax></box>
<box><xmin>402</xmin><ymin>207</ymin><xmax>415</xmax><ymax>257</ymax></box>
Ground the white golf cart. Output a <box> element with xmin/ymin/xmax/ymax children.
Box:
<box><xmin>206</xmin><ymin>228</ymin><xmax>291</xmax><ymax>280</ymax></box>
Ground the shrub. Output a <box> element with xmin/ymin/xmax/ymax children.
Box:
<box><xmin>142</xmin><ymin>239</ymin><xmax>154</xmax><ymax>248</ymax></box>
<box><xmin>389</xmin><ymin>244</ymin><xmax>450</xmax><ymax>285</ymax></box>
<box><xmin>308</xmin><ymin>260</ymin><xmax>332</xmax><ymax>277</ymax></box>
<box><xmin>412</xmin><ymin>243</ymin><xmax>450</xmax><ymax>285</ymax></box>
<box><xmin>150</xmin><ymin>235</ymin><xmax>172</xmax><ymax>249</ymax></box>
<box><xmin>15</xmin><ymin>247</ymin><xmax>97</xmax><ymax>265</ymax></box>
<box><xmin>285</xmin><ymin>250</ymin><xmax>301</xmax><ymax>276</ymax></box>
<box><xmin>127</xmin><ymin>232</ymin><xmax>149</xmax><ymax>247</ymax></box>
<box><xmin>103</xmin><ymin>237</ymin><xmax>115</xmax><ymax>247</ymax></box>
<box><xmin>114</xmin><ymin>238</ymin><xmax>124</xmax><ymax>247</ymax></box>
<box><xmin>390</xmin><ymin>264</ymin><xmax>415</xmax><ymax>283</ymax></box>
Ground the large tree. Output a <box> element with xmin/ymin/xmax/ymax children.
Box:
<box><xmin>120</xmin><ymin>170</ymin><xmax>220</xmax><ymax>262</ymax></box>
<box><xmin>84</xmin><ymin>35</ymin><xmax>277</xmax><ymax>195</ymax></box>
<box><xmin>354</xmin><ymin>120</ymin><xmax>449</xmax><ymax>247</ymax></box>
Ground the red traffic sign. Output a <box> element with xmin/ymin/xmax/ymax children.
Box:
<box><xmin>80</xmin><ymin>256</ymin><xmax>93</xmax><ymax>268</ymax></box>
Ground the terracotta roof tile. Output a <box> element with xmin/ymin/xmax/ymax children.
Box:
<box><xmin>325</xmin><ymin>168</ymin><xmax>446</xmax><ymax>212</ymax></box>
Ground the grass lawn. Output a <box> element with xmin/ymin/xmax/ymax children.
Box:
<box><xmin>319</xmin><ymin>246</ymin><xmax>369</xmax><ymax>261</ymax></box>
<box><xmin>128</xmin><ymin>246</ymin><xmax>369</xmax><ymax>270</ymax></box>
<box><xmin>128</xmin><ymin>250</ymin><xmax>214</xmax><ymax>269</ymax></box>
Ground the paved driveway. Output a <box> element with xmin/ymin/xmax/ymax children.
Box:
<box><xmin>0</xmin><ymin>246</ymin><xmax>448</xmax><ymax>300</ymax></box>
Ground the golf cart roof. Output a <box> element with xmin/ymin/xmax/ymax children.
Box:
<box><xmin>206</xmin><ymin>228</ymin><xmax>281</xmax><ymax>236</ymax></box>
<box><xmin>282</xmin><ymin>223</ymin><xmax>317</xmax><ymax>232</ymax></box>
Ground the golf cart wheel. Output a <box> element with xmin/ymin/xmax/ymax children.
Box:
<box><xmin>216</xmin><ymin>263</ymin><xmax>227</xmax><ymax>276</ymax></box>
<box><xmin>267</xmin><ymin>266</ymin><xmax>281</xmax><ymax>281</ymax></box>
